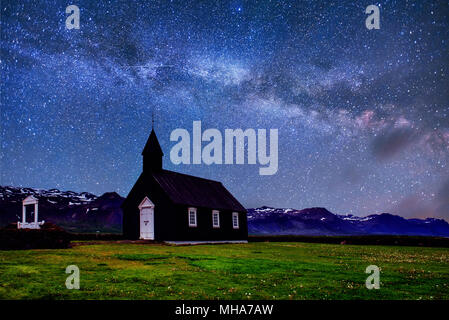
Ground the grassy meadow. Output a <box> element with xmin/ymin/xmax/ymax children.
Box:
<box><xmin>0</xmin><ymin>241</ymin><xmax>448</xmax><ymax>300</ymax></box>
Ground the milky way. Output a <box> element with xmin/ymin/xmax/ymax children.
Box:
<box><xmin>1</xmin><ymin>0</ymin><xmax>448</xmax><ymax>218</ymax></box>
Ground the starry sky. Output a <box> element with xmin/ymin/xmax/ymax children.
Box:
<box><xmin>1</xmin><ymin>0</ymin><xmax>448</xmax><ymax>219</ymax></box>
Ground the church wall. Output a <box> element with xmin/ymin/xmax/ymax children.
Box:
<box><xmin>166</xmin><ymin>205</ymin><xmax>248</xmax><ymax>241</ymax></box>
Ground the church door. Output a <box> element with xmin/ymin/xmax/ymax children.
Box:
<box><xmin>140</xmin><ymin>207</ymin><xmax>154</xmax><ymax>240</ymax></box>
<box><xmin>139</xmin><ymin>197</ymin><xmax>155</xmax><ymax>240</ymax></box>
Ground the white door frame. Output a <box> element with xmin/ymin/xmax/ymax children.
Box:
<box><xmin>138</xmin><ymin>196</ymin><xmax>155</xmax><ymax>240</ymax></box>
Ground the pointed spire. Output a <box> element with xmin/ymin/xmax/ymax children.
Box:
<box><xmin>142</xmin><ymin>121</ymin><xmax>163</xmax><ymax>172</ymax></box>
<box><xmin>142</xmin><ymin>128</ymin><xmax>163</xmax><ymax>156</ymax></box>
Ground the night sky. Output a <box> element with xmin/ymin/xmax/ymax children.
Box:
<box><xmin>1</xmin><ymin>0</ymin><xmax>448</xmax><ymax>219</ymax></box>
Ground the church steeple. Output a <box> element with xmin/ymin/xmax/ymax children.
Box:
<box><xmin>142</xmin><ymin>128</ymin><xmax>163</xmax><ymax>172</ymax></box>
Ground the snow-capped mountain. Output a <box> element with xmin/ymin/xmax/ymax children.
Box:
<box><xmin>0</xmin><ymin>186</ymin><xmax>123</xmax><ymax>232</ymax></box>
<box><xmin>247</xmin><ymin>206</ymin><xmax>449</xmax><ymax>236</ymax></box>
<box><xmin>0</xmin><ymin>186</ymin><xmax>97</xmax><ymax>204</ymax></box>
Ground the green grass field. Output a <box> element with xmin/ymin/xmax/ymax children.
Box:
<box><xmin>0</xmin><ymin>241</ymin><xmax>448</xmax><ymax>300</ymax></box>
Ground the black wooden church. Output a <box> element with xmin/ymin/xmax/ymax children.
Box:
<box><xmin>121</xmin><ymin>128</ymin><xmax>248</xmax><ymax>243</ymax></box>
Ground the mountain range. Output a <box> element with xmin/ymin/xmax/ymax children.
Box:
<box><xmin>247</xmin><ymin>206</ymin><xmax>449</xmax><ymax>237</ymax></box>
<box><xmin>1</xmin><ymin>186</ymin><xmax>448</xmax><ymax>236</ymax></box>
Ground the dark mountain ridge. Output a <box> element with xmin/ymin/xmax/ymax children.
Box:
<box><xmin>247</xmin><ymin>206</ymin><xmax>449</xmax><ymax>237</ymax></box>
<box><xmin>1</xmin><ymin>186</ymin><xmax>448</xmax><ymax>236</ymax></box>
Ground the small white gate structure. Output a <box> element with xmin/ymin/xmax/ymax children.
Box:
<box><xmin>18</xmin><ymin>195</ymin><xmax>45</xmax><ymax>229</ymax></box>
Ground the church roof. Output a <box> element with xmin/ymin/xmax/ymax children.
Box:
<box><xmin>152</xmin><ymin>170</ymin><xmax>246</xmax><ymax>212</ymax></box>
<box><xmin>142</xmin><ymin>129</ymin><xmax>163</xmax><ymax>156</ymax></box>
